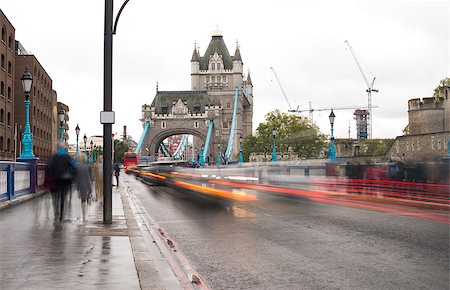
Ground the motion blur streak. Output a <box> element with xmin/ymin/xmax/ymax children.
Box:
<box><xmin>142</xmin><ymin>172</ymin><xmax>167</xmax><ymax>179</ymax></box>
<box><xmin>309</xmin><ymin>197</ymin><xmax>450</xmax><ymax>224</ymax></box>
<box><xmin>309</xmin><ymin>184</ymin><xmax>450</xmax><ymax>208</ymax></box>
<box><xmin>208</xmin><ymin>180</ymin><xmax>329</xmax><ymax>199</ymax></box>
<box><xmin>174</xmin><ymin>181</ymin><xmax>257</xmax><ymax>201</ymax></box>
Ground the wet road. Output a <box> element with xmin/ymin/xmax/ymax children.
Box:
<box><xmin>124</xmin><ymin>174</ymin><xmax>450</xmax><ymax>290</ymax></box>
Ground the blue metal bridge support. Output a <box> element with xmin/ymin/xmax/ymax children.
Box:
<box><xmin>224</xmin><ymin>87</ymin><xmax>239</xmax><ymax>162</ymax></box>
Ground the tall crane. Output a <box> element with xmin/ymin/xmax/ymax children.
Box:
<box><xmin>289</xmin><ymin>105</ymin><xmax>378</xmax><ymax>122</ymax></box>
<box><xmin>270</xmin><ymin>67</ymin><xmax>293</xmax><ymax>110</ymax></box>
<box><xmin>344</xmin><ymin>40</ymin><xmax>378</xmax><ymax>139</ymax></box>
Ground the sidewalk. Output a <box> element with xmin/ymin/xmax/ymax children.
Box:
<box><xmin>0</xmin><ymin>179</ymin><xmax>183</xmax><ymax>290</ymax></box>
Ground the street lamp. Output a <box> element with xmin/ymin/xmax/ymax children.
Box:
<box><xmin>329</xmin><ymin>109</ymin><xmax>336</xmax><ymax>160</ymax></box>
<box><xmin>58</xmin><ymin>110</ymin><xmax>65</xmax><ymax>143</ymax></box>
<box><xmin>90</xmin><ymin>140</ymin><xmax>94</xmax><ymax>164</ymax></box>
<box><xmin>217</xmin><ymin>143</ymin><xmax>221</xmax><ymax>166</ymax></box>
<box><xmin>272</xmin><ymin>127</ymin><xmax>277</xmax><ymax>162</ymax></box>
<box><xmin>83</xmin><ymin>134</ymin><xmax>87</xmax><ymax>162</ymax></box>
<box><xmin>19</xmin><ymin>68</ymin><xmax>34</xmax><ymax>159</ymax></box>
<box><xmin>239</xmin><ymin>135</ymin><xmax>243</xmax><ymax>164</ymax></box>
<box><xmin>94</xmin><ymin>145</ymin><xmax>97</xmax><ymax>162</ymax></box>
<box><xmin>75</xmin><ymin>124</ymin><xmax>80</xmax><ymax>162</ymax></box>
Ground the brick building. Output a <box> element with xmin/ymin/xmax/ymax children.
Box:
<box><xmin>0</xmin><ymin>10</ymin><xmax>16</xmax><ymax>160</ymax></box>
<box><xmin>14</xmin><ymin>42</ymin><xmax>55</xmax><ymax>160</ymax></box>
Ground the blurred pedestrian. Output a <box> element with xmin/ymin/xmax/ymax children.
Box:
<box><xmin>93</xmin><ymin>156</ymin><xmax>103</xmax><ymax>203</ymax></box>
<box><xmin>47</xmin><ymin>144</ymin><xmax>76</xmax><ymax>225</ymax></box>
<box><xmin>113</xmin><ymin>162</ymin><xmax>121</xmax><ymax>187</ymax></box>
<box><xmin>75</xmin><ymin>156</ymin><xmax>92</xmax><ymax>222</ymax></box>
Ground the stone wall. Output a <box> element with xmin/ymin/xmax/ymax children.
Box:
<box><xmin>385</xmin><ymin>131</ymin><xmax>450</xmax><ymax>162</ymax></box>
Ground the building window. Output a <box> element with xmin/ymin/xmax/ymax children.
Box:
<box><xmin>7</xmin><ymin>87</ymin><xmax>11</xmax><ymax>100</ymax></box>
<box><xmin>7</xmin><ymin>138</ymin><xmax>10</xmax><ymax>151</ymax></box>
<box><xmin>0</xmin><ymin>82</ymin><xmax>4</xmax><ymax>96</ymax></box>
<box><xmin>7</xmin><ymin>61</ymin><xmax>11</xmax><ymax>74</ymax></box>
<box><xmin>222</xmin><ymin>76</ymin><xmax>227</xmax><ymax>83</ymax></box>
<box><xmin>211</xmin><ymin>63</ymin><xmax>215</xmax><ymax>70</ymax></box>
<box><xmin>1</xmin><ymin>54</ymin><xmax>4</xmax><ymax>69</ymax></box>
<box><xmin>161</xmin><ymin>121</ymin><xmax>166</xmax><ymax>129</ymax></box>
<box><xmin>193</xmin><ymin>106</ymin><xmax>200</xmax><ymax>113</ymax></box>
<box><xmin>217</xmin><ymin>63</ymin><xmax>221</xmax><ymax>70</ymax></box>
<box><xmin>0</xmin><ymin>137</ymin><xmax>3</xmax><ymax>151</ymax></box>
<box><xmin>8</xmin><ymin>35</ymin><xmax>12</xmax><ymax>48</ymax></box>
<box><xmin>161</xmin><ymin>106</ymin><xmax>168</xmax><ymax>114</ymax></box>
<box><xmin>0</xmin><ymin>109</ymin><xmax>4</xmax><ymax>123</ymax></box>
<box><xmin>7</xmin><ymin>112</ymin><xmax>10</xmax><ymax>126</ymax></box>
<box><xmin>226</xmin><ymin>102</ymin><xmax>230</xmax><ymax>109</ymax></box>
<box><xmin>1</xmin><ymin>27</ymin><xmax>5</xmax><ymax>42</ymax></box>
<box><xmin>194</xmin><ymin>121</ymin><xmax>199</xmax><ymax>128</ymax></box>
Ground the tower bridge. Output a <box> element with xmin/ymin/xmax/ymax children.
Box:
<box><xmin>139</xmin><ymin>29</ymin><xmax>253</xmax><ymax>164</ymax></box>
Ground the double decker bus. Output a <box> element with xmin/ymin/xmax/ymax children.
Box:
<box><xmin>123</xmin><ymin>152</ymin><xmax>138</xmax><ymax>171</ymax></box>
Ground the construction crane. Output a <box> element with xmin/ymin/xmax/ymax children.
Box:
<box><xmin>270</xmin><ymin>67</ymin><xmax>293</xmax><ymax>110</ymax></box>
<box><xmin>289</xmin><ymin>104</ymin><xmax>378</xmax><ymax>122</ymax></box>
<box><xmin>344</xmin><ymin>40</ymin><xmax>378</xmax><ymax>139</ymax></box>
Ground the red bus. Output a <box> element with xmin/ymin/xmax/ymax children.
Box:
<box><xmin>123</xmin><ymin>152</ymin><xmax>138</xmax><ymax>172</ymax></box>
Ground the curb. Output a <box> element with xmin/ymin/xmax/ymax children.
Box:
<box><xmin>0</xmin><ymin>189</ymin><xmax>49</xmax><ymax>210</ymax></box>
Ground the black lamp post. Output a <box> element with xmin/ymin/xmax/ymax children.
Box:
<box><xmin>90</xmin><ymin>140</ymin><xmax>94</xmax><ymax>164</ymax></box>
<box><xmin>75</xmin><ymin>124</ymin><xmax>80</xmax><ymax>162</ymax></box>
<box><xmin>83</xmin><ymin>134</ymin><xmax>87</xmax><ymax>162</ymax></box>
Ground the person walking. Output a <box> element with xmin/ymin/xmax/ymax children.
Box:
<box><xmin>46</xmin><ymin>144</ymin><xmax>76</xmax><ymax>225</ymax></box>
<box><xmin>75</xmin><ymin>157</ymin><xmax>92</xmax><ymax>222</ymax></box>
<box><xmin>93</xmin><ymin>157</ymin><xmax>103</xmax><ymax>203</ymax></box>
<box><xmin>113</xmin><ymin>162</ymin><xmax>120</xmax><ymax>187</ymax></box>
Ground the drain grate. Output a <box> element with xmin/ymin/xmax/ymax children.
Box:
<box><xmin>87</xmin><ymin>227</ymin><xmax>128</xmax><ymax>236</ymax></box>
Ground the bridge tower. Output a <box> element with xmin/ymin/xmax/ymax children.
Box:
<box><xmin>141</xmin><ymin>29</ymin><xmax>253</xmax><ymax>164</ymax></box>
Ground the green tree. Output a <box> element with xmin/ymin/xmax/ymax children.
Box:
<box><xmin>242</xmin><ymin>110</ymin><xmax>327</xmax><ymax>161</ymax></box>
<box><xmin>114</xmin><ymin>140</ymin><xmax>129</xmax><ymax>163</ymax></box>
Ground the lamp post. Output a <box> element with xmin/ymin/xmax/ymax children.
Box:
<box><xmin>90</xmin><ymin>140</ymin><xmax>94</xmax><ymax>164</ymax></box>
<box><xmin>217</xmin><ymin>143</ymin><xmax>221</xmax><ymax>166</ymax></box>
<box><xmin>75</xmin><ymin>124</ymin><xmax>80</xmax><ymax>162</ymax></box>
<box><xmin>329</xmin><ymin>109</ymin><xmax>336</xmax><ymax>160</ymax></box>
<box><xmin>19</xmin><ymin>68</ymin><xmax>34</xmax><ymax>159</ymax></box>
<box><xmin>239</xmin><ymin>135</ymin><xmax>244</xmax><ymax>164</ymax></box>
<box><xmin>94</xmin><ymin>145</ymin><xmax>97</xmax><ymax>162</ymax></box>
<box><xmin>83</xmin><ymin>134</ymin><xmax>87</xmax><ymax>162</ymax></box>
<box><xmin>272</xmin><ymin>127</ymin><xmax>277</xmax><ymax>162</ymax></box>
<box><xmin>58</xmin><ymin>110</ymin><xmax>65</xmax><ymax>143</ymax></box>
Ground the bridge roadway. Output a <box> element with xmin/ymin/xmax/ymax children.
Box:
<box><xmin>123</xmin><ymin>172</ymin><xmax>450</xmax><ymax>290</ymax></box>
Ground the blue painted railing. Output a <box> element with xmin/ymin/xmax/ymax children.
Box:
<box><xmin>0</xmin><ymin>161</ymin><xmax>47</xmax><ymax>204</ymax></box>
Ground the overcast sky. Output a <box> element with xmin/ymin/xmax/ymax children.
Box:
<box><xmin>2</xmin><ymin>0</ymin><xmax>449</xmax><ymax>144</ymax></box>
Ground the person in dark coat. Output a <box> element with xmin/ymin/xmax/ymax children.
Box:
<box><xmin>47</xmin><ymin>145</ymin><xmax>76</xmax><ymax>224</ymax></box>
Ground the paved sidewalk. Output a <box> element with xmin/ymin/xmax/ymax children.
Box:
<box><xmin>0</xmin><ymin>181</ymin><xmax>183</xmax><ymax>290</ymax></box>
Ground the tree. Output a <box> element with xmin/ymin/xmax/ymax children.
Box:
<box><xmin>114</xmin><ymin>140</ymin><xmax>129</xmax><ymax>163</ymax></box>
<box><xmin>242</xmin><ymin>110</ymin><xmax>327</xmax><ymax>161</ymax></box>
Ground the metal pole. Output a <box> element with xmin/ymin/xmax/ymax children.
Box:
<box><xmin>272</xmin><ymin>137</ymin><xmax>277</xmax><ymax>162</ymax></box>
<box><xmin>329</xmin><ymin>125</ymin><xmax>336</xmax><ymax>160</ymax></box>
<box><xmin>59</xmin><ymin>123</ymin><xmax>64</xmax><ymax>143</ymax></box>
<box><xmin>76</xmin><ymin>136</ymin><xmax>79</xmax><ymax>162</ymax></box>
<box><xmin>239</xmin><ymin>141</ymin><xmax>243</xmax><ymax>164</ymax></box>
<box><xmin>103</xmin><ymin>0</ymin><xmax>113</xmax><ymax>224</ymax></box>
